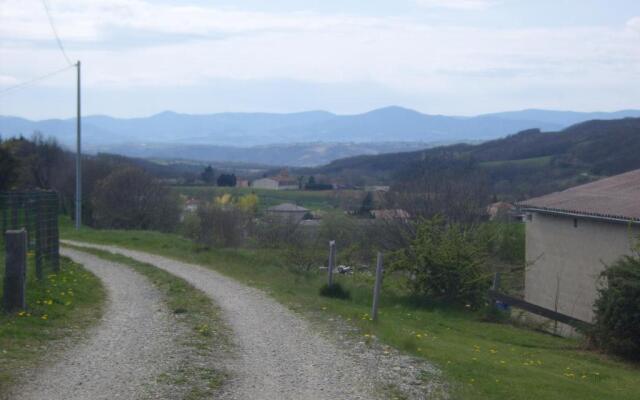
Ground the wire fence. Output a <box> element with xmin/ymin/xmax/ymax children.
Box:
<box><xmin>1</xmin><ymin>191</ymin><xmax>60</xmax><ymax>279</ymax></box>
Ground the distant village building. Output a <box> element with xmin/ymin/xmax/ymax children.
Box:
<box><xmin>251</xmin><ymin>169</ymin><xmax>298</xmax><ymax>190</ymax></box>
<box><xmin>370</xmin><ymin>209</ymin><xmax>411</xmax><ymax>220</ymax></box>
<box><xmin>519</xmin><ymin>169</ymin><xmax>640</xmax><ymax>334</ymax></box>
<box><xmin>364</xmin><ymin>185</ymin><xmax>390</xmax><ymax>192</ymax></box>
<box><xmin>266</xmin><ymin>203</ymin><xmax>310</xmax><ymax>223</ymax></box>
<box><xmin>183</xmin><ymin>198</ymin><xmax>200</xmax><ymax>213</ymax></box>
<box><xmin>236</xmin><ymin>179</ymin><xmax>250</xmax><ymax>188</ymax></box>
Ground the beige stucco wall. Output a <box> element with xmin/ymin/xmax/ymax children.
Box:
<box><xmin>251</xmin><ymin>178</ymin><xmax>279</xmax><ymax>190</ymax></box>
<box><xmin>525</xmin><ymin>212</ymin><xmax>639</xmax><ymax>326</ymax></box>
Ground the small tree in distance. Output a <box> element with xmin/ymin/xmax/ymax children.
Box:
<box><xmin>217</xmin><ymin>173</ymin><xmax>237</xmax><ymax>187</ymax></box>
<box><xmin>200</xmin><ymin>165</ymin><xmax>216</xmax><ymax>185</ymax></box>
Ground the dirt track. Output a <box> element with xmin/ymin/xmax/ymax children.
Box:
<box><xmin>11</xmin><ymin>248</ymin><xmax>180</xmax><ymax>400</ymax></box>
<box><xmin>61</xmin><ymin>240</ymin><xmax>380</xmax><ymax>400</ymax></box>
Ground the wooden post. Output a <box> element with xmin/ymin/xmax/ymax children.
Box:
<box><xmin>328</xmin><ymin>240</ymin><xmax>336</xmax><ymax>287</ymax></box>
<box><xmin>371</xmin><ymin>252</ymin><xmax>384</xmax><ymax>321</ymax></box>
<box><xmin>3</xmin><ymin>229</ymin><xmax>27</xmax><ymax>312</ymax></box>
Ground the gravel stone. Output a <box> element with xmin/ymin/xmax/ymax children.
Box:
<box><xmin>62</xmin><ymin>240</ymin><xmax>380</xmax><ymax>400</ymax></box>
<box><xmin>10</xmin><ymin>248</ymin><xmax>181</xmax><ymax>400</ymax></box>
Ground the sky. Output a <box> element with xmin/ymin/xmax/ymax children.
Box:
<box><xmin>1</xmin><ymin>0</ymin><xmax>640</xmax><ymax>119</ymax></box>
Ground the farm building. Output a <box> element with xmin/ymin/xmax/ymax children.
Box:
<box><xmin>251</xmin><ymin>170</ymin><xmax>298</xmax><ymax>190</ymax></box>
<box><xmin>266</xmin><ymin>203</ymin><xmax>310</xmax><ymax>223</ymax></box>
<box><xmin>519</xmin><ymin>169</ymin><xmax>640</xmax><ymax>334</ymax></box>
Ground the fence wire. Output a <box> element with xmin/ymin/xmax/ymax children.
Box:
<box><xmin>1</xmin><ymin>191</ymin><xmax>60</xmax><ymax>278</ymax></box>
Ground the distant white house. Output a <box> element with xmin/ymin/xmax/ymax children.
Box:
<box><xmin>266</xmin><ymin>203</ymin><xmax>309</xmax><ymax>223</ymax></box>
<box><xmin>251</xmin><ymin>172</ymin><xmax>298</xmax><ymax>190</ymax></box>
<box><xmin>519</xmin><ymin>169</ymin><xmax>640</xmax><ymax>335</ymax></box>
<box><xmin>251</xmin><ymin>178</ymin><xmax>279</xmax><ymax>190</ymax></box>
<box><xmin>365</xmin><ymin>185</ymin><xmax>390</xmax><ymax>192</ymax></box>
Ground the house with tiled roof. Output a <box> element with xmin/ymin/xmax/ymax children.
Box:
<box><xmin>518</xmin><ymin>169</ymin><xmax>640</xmax><ymax>334</ymax></box>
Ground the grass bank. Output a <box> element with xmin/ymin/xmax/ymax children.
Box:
<box><xmin>63</xmin><ymin>245</ymin><xmax>230</xmax><ymax>399</ymax></box>
<box><xmin>0</xmin><ymin>251</ymin><xmax>105</xmax><ymax>395</ymax></box>
<box><xmin>61</xmin><ymin>223</ymin><xmax>640</xmax><ymax>400</ymax></box>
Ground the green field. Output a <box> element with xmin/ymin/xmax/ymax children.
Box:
<box><xmin>175</xmin><ymin>186</ymin><xmax>356</xmax><ymax>212</ymax></box>
<box><xmin>479</xmin><ymin>156</ymin><xmax>553</xmax><ymax>168</ymax></box>
<box><xmin>60</xmin><ymin>222</ymin><xmax>640</xmax><ymax>400</ymax></box>
<box><xmin>0</xmin><ymin>250</ymin><xmax>105</xmax><ymax>393</ymax></box>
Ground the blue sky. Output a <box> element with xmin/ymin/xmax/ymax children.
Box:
<box><xmin>1</xmin><ymin>0</ymin><xmax>640</xmax><ymax>119</ymax></box>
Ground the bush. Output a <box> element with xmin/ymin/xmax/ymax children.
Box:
<box><xmin>592</xmin><ymin>252</ymin><xmax>640</xmax><ymax>359</ymax></box>
<box><xmin>319</xmin><ymin>283</ymin><xmax>351</xmax><ymax>300</ymax></box>
<box><xmin>196</xmin><ymin>203</ymin><xmax>250</xmax><ymax>247</ymax></box>
<box><xmin>91</xmin><ymin>167</ymin><xmax>180</xmax><ymax>231</ymax></box>
<box><xmin>392</xmin><ymin>216</ymin><xmax>491</xmax><ymax>308</ymax></box>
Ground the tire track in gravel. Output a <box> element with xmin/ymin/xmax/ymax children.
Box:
<box><xmin>11</xmin><ymin>248</ymin><xmax>180</xmax><ymax>400</ymax></box>
<box><xmin>62</xmin><ymin>240</ymin><xmax>380</xmax><ymax>400</ymax></box>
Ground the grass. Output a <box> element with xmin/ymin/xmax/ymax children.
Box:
<box><xmin>60</xmin><ymin>221</ymin><xmax>640</xmax><ymax>400</ymax></box>
<box><xmin>63</xmin><ymin>244</ymin><xmax>229</xmax><ymax>399</ymax></box>
<box><xmin>0</xmin><ymin>250</ymin><xmax>105</xmax><ymax>394</ymax></box>
<box><xmin>175</xmin><ymin>186</ymin><xmax>348</xmax><ymax>212</ymax></box>
<box><xmin>480</xmin><ymin>155</ymin><xmax>553</xmax><ymax>168</ymax></box>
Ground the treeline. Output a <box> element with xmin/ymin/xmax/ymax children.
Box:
<box><xmin>0</xmin><ymin>135</ymin><xmax>179</xmax><ymax>231</ymax></box>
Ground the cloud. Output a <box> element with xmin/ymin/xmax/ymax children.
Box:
<box><xmin>627</xmin><ymin>16</ymin><xmax>640</xmax><ymax>33</ymax></box>
<box><xmin>414</xmin><ymin>0</ymin><xmax>496</xmax><ymax>10</ymax></box>
<box><xmin>1</xmin><ymin>0</ymin><xmax>640</xmax><ymax>117</ymax></box>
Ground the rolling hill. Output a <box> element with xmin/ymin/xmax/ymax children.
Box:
<box><xmin>309</xmin><ymin>118</ymin><xmax>640</xmax><ymax>199</ymax></box>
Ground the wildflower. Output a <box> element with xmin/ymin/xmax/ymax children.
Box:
<box><xmin>41</xmin><ymin>314</ymin><xmax>48</xmax><ymax>320</ymax></box>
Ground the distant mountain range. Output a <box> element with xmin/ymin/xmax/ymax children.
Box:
<box><xmin>2</xmin><ymin>106</ymin><xmax>640</xmax><ymax>166</ymax></box>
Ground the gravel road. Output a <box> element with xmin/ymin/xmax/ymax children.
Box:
<box><xmin>62</xmin><ymin>240</ymin><xmax>381</xmax><ymax>400</ymax></box>
<box><xmin>11</xmin><ymin>248</ymin><xmax>180</xmax><ymax>400</ymax></box>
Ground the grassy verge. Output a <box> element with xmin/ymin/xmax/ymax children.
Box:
<box><xmin>63</xmin><ymin>244</ymin><xmax>229</xmax><ymax>399</ymax></box>
<box><xmin>0</xmin><ymin>251</ymin><xmax>105</xmax><ymax>395</ymax></box>
<box><xmin>61</xmin><ymin>222</ymin><xmax>640</xmax><ymax>400</ymax></box>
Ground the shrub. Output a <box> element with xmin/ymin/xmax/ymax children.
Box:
<box><xmin>196</xmin><ymin>203</ymin><xmax>250</xmax><ymax>247</ymax></box>
<box><xmin>91</xmin><ymin>167</ymin><xmax>180</xmax><ymax>231</ymax></box>
<box><xmin>392</xmin><ymin>216</ymin><xmax>491</xmax><ymax>308</ymax></box>
<box><xmin>592</xmin><ymin>251</ymin><xmax>640</xmax><ymax>359</ymax></box>
<box><xmin>319</xmin><ymin>283</ymin><xmax>351</xmax><ymax>300</ymax></box>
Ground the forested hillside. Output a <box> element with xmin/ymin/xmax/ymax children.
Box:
<box><xmin>311</xmin><ymin>118</ymin><xmax>640</xmax><ymax>199</ymax></box>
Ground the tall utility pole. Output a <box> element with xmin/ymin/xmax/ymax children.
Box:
<box><xmin>75</xmin><ymin>60</ymin><xmax>82</xmax><ymax>230</ymax></box>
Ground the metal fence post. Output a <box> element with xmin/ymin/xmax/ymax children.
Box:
<box><xmin>3</xmin><ymin>229</ymin><xmax>27</xmax><ymax>312</ymax></box>
<box><xmin>328</xmin><ymin>240</ymin><xmax>336</xmax><ymax>287</ymax></box>
<box><xmin>371</xmin><ymin>252</ymin><xmax>384</xmax><ymax>321</ymax></box>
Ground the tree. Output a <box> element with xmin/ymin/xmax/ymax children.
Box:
<box><xmin>0</xmin><ymin>145</ymin><xmax>18</xmax><ymax>190</ymax></box>
<box><xmin>358</xmin><ymin>191</ymin><xmax>374</xmax><ymax>216</ymax></box>
<box><xmin>92</xmin><ymin>167</ymin><xmax>180</xmax><ymax>231</ymax></box>
<box><xmin>237</xmin><ymin>193</ymin><xmax>259</xmax><ymax>214</ymax></box>
<box><xmin>392</xmin><ymin>216</ymin><xmax>490</xmax><ymax>307</ymax></box>
<box><xmin>217</xmin><ymin>173</ymin><xmax>237</xmax><ymax>187</ymax></box>
<box><xmin>592</xmin><ymin>248</ymin><xmax>640</xmax><ymax>359</ymax></box>
<box><xmin>200</xmin><ymin>165</ymin><xmax>216</xmax><ymax>184</ymax></box>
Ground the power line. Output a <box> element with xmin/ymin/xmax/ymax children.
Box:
<box><xmin>0</xmin><ymin>64</ymin><xmax>75</xmax><ymax>97</ymax></box>
<box><xmin>41</xmin><ymin>0</ymin><xmax>73</xmax><ymax>66</ymax></box>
